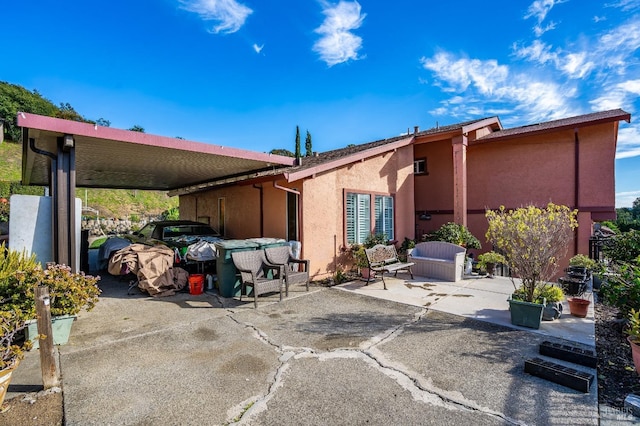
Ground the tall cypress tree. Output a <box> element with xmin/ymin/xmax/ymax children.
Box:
<box><xmin>295</xmin><ymin>126</ymin><xmax>301</xmax><ymax>158</ymax></box>
<box><xmin>305</xmin><ymin>130</ymin><xmax>312</xmax><ymax>157</ymax></box>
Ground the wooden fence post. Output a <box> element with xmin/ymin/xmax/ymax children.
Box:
<box><xmin>35</xmin><ymin>286</ymin><xmax>60</xmax><ymax>388</ymax></box>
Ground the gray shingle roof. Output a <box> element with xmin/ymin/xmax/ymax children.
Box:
<box><xmin>477</xmin><ymin>109</ymin><xmax>630</xmax><ymax>141</ymax></box>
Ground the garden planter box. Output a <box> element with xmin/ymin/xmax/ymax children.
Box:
<box><xmin>25</xmin><ymin>315</ymin><xmax>76</xmax><ymax>349</ymax></box>
<box><xmin>509</xmin><ymin>298</ymin><xmax>544</xmax><ymax>329</ymax></box>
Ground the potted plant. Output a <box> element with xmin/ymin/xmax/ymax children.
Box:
<box><xmin>626</xmin><ymin>308</ymin><xmax>640</xmax><ymax>374</ymax></box>
<box><xmin>477</xmin><ymin>251</ymin><xmax>506</xmax><ymax>278</ymax></box>
<box><xmin>0</xmin><ymin>309</ymin><xmax>32</xmax><ymax>407</ymax></box>
<box><xmin>486</xmin><ymin>203</ymin><xmax>578</xmax><ymax>329</ymax></box>
<box><xmin>1</xmin><ymin>244</ymin><xmax>102</xmax><ymax>348</ymax></box>
<box><xmin>22</xmin><ymin>264</ymin><xmax>101</xmax><ymax>348</ymax></box>
<box><xmin>0</xmin><ymin>245</ymin><xmax>37</xmax><ymax>407</ymax></box>
<box><xmin>398</xmin><ymin>237</ymin><xmax>416</xmax><ymax>262</ymax></box>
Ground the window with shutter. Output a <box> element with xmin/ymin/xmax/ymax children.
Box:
<box><xmin>346</xmin><ymin>192</ymin><xmax>394</xmax><ymax>245</ymax></box>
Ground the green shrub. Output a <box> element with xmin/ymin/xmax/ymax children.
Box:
<box><xmin>512</xmin><ymin>283</ymin><xmax>565</xmax><ymax>304</ymax></box>
<box><xmin>604</xmin><ymin>230</ymin><xmax>640</xmax><ymax>265</ymax></box>
<box><xmin>423</xmin><ymin>222</ymin><xmax>481</xmax><ymax>249</ymax></box>
<box><xmin>600</xmin><ymin>264</ymin><xmax>640</xmax><ymax>316</ymax></box>
<box><xmin>477</xmin><ymin>251</ymin><xmax>506</xmax><ymax>270</ymax></box>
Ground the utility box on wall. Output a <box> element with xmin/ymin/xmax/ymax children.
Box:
<box><xmin>9</xmin><ymin>194</ymin><xmax>82</xmax><ymax>269</ymax></box>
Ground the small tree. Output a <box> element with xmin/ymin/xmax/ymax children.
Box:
<box><xmin>305</xmin><ymin>130</ymin><xmax>313</xmax><ymax>157</ymax></box>
<box><xmin>485</xmin><ymin>203</ymin><xmax>578</xmax><ymax>303</ymax></box>
<box><xmin>294</xmin><ymin>126</ymin><xmax>301</xmax><ymax>159</ymax></box>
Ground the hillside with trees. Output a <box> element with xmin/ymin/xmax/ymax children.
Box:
<box><xmin>0</xmin><ymin>81</ymin><xmax>177</xmax><ymax>219</ymax></box>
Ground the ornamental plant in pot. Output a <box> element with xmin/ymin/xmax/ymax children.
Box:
<box><xmin>21</xmin><ymin>264</ymin><xmax>101</xmax><ymax>347</ymax></box>
<box><xmin>626</xmin><ymin>308</ymin><xmax>640</xmax><ymax>374</ymax></box>
<box><xmin>477</xmin><ymin>251</ymin><xmax>506</xmax><ymax>278</ymax></box>
<box><xmin>0</xmin><ymin>309</ymin><xmax>32</xmax><ymax>407</ymax></box>
<box><xmin>485</xmin><ymin>203</ymin><xmax>578</xmax><ymax>329</ymax></box>
<box><xmin>2</xmin><ymin>244</ymin><xmax>102</xmax><ymax>348</ymax></box>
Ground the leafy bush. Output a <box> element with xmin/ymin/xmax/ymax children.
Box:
<box><xmin>477</xmin><ymin>251</ymin><xmax>506</xmax><ymax>269</ymax></box>
<box><xmin>603</xmin><ymin>230</ymin><xmax>640</xmax><ymax>265</ymax></box>
<box><xmin>486</xmin><ymin>203</ymin><xmax>578</xmax><ymax>303</ymax></box>
<box><xmin>568</xmin><ymin>254</ymin><xmax>598</xmax><ymax>272</ymax></box>
<box><xmin>512</xmin><ymin>283</ymin><xmax>565</xmax><ymax>304</ymax></box>
<box><xmin>1</xmin><ymin>244</ymin><xmax>101</xmax><ymax>318</ymax></box>
<box><xmin>600</xmin><ymin>264</ymin><xmax>640</xmax><ymax>316</ymax></box>
<box><xmin>0</xmin><ymin>309</ymin><xmax>32</xmax><ymax>369</ymax></box>
<box><xmin>423</xmin><ymin>222</ymin><xmax>481</xmax><ymax>249</ymax></box>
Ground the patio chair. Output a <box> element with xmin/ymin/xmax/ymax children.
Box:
<box><xmin>231</xmin><ymin>250</ymin><xmax>284</xmax><ymax>308</ymax></box>
<box><xmin>264</xmin><ymin>246</ymin><xmax>310</xmax><ymax>296</ymax></box>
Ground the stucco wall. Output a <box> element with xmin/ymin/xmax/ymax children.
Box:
<box><xmin>179</xmin><ymin>146</ymin><xmax>414</xmax><ymax>280</ymax></box>
<box><xmin>412</xmin><ymin>122</ymin><xmax>618</xmax><ymax>271</ymax></box>
<box><xmin>413</xmin><ymin>139</ymin><xmax>455</xmax><ymax>236</ymax></box>
<box><xmin>301</xmin><ymin>146</ymin><xmax>415</xmax><ymax>279</ymax></box>
<box><xmin>180</xmin><ymin>185</ymin><xmax>262</xmax><ymax>238</ymax></box>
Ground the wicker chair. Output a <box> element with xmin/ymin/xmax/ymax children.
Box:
<box><xmin>231</xmin><ymin>250</ymin><xmax>284</xmax><ymax>308</ymax></box>
<box><xmin>264</xmin><ymin>246</ymin><xmax>310</xmax><ymax>296</ymax></box>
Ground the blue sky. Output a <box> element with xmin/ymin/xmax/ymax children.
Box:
<box><xmin>4</xmin><ymin>0</ymin><xmax>639</xmax><ymax>206</ymax></box>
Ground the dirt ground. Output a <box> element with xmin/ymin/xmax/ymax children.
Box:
<box><xmin>0</xmin><ymin>391</ymin><xmax>63</xmax><ymax>426</ymax></box>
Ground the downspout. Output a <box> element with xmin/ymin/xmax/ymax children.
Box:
<box><xmin>29</xmin><ymin>137</ymin><xmax>58</xmax><ymax>260</ymax></box>
<box><xmin>253</xmin><ymin>184</ymin><xmax>264</xmax><ymax>236</ymax></box>
<box><xmin>574</xmin><ymin>128</ymin><xmax>580</xmax><ymax>255</ymax></box>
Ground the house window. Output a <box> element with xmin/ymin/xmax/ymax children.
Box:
<box><xmin>346</xmin><ymin>193</ymin><xmax>370</xmax><ymax>245</ymax></box>
<box><xmin>414</xmin><ymin>158</ymin><xmax>427</xmax><ymax>175</ymax></box>
<box><xmin>346</xmin><ymin>192</ymin><xmax>395</xmax><ymax>244</ymax></box>
<box><xmin>374</xmin><ymin>195</ymin><xmax>394</xmax><ymax>241</ymax></box>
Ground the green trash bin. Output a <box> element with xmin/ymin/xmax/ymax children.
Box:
<box><xmin>215</xmin><ymin>240</ymin><xmax>259</xmax><ymax>298</ymax></box>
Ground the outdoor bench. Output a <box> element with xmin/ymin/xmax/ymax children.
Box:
<box><xmin>408</xmin><ymin>241</ymin><xmax>466</xmax><ymax>282</ymax></box>
<box><xmin>364</xmin><ymin>244</ymin><xmax>415</xmax><ymax>289</ymax></box>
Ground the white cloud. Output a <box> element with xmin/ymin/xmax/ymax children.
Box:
<box><xmin>590</xmin><ymin>79</ymin><xmax>640</xmax><ymax>111</ymax></box>
<box><xmin>561</xmin><ymin>53</ymin><xmax>594</xmax><ymax>78</ymax></box>
<box><xmin>421</xmin><ymin>52</ymin><xmax>576</xmax><ymax>123</ymax></box>
<box><xmin>616</xmin><ymin>124</ymin><xmax>640</xmax><ymax>159</ymax></box>
<box><xmin>513</xmin><ymin>39</ymin><xmax>557</xmax><ymax>64</ymax></box>
<box><xmin>616</xmin><ymin>190</ymin><xmax>640</xmax><ymax>208</ymax></box>
<box><xmin>313</xmin><ymin>1</ymin><xmax>366</xmax><ymax>67</ymax></box>
<box><xmin>524</xmin><ymin>0</ymin><xmax>564</xmax><ymax>23</ymax></box>
<box><xmin>253</xmin><ymin>43</ymin><xmax>264</xmax><ymax>54</ymax></box>
<box><xmin>179</xmin><ymin>0</ymin><xmax>252</xmax><ymax>34</ymax></box>
<box><xmin>421</xmin><ymin>52</ymin><xmax>509</xmax><ymax>95</ymax></box>
<box><xmin>594</xmin><ymin>16</ymin><xmax>606</xmax><ymax>23</ymax></box>
<box><xmin>533</xmin><ymin>21</ymin><xmax>557</xmax><ymax>37</ymax></box>
<box><xmin>606</xmin><ymin>0</ymin><xmax>640</xmax><ymax>11</ymax></box>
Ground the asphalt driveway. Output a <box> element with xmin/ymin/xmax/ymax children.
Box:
<box><xmin>10</xmin><ymin>275</ymin><xmax>599</xmax><ymax>425</ymax></box>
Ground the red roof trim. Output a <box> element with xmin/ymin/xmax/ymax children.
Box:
<box><xmin>285</xmin><ymin>136</ymin><xmax>415</xmax><ymax>182</ymax></box>
<box><xmin>17</xmin><ymin>112</ymin><xmax>295</xmax><ymax>166</ymax></box>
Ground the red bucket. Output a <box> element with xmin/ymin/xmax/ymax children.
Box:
<box><xmin>189</xmin><ymin>274</ymin><xmax>204</xmax><ymax>295</ymax></box>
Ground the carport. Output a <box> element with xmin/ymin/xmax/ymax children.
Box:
<box><xmin>16</xmin><ymin>112</ymin><xmax>295</xmax><ymax>271</ymax></box>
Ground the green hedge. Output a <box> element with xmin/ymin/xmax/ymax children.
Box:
<box><xmin>0</xmin><ymin>181</ymin><xmax>45</xmax><ymax>198</ymax></box>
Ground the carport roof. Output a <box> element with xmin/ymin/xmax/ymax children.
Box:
<box><xmin>17</xmin><ymin>113</ymin><xmax>295</xmax><ymax>191</ymax></box>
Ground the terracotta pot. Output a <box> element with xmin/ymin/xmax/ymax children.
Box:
<box><xmin>0</xmin><ymin>359</ymin><xmax>20</xmax><ymax>407</ymax></box>
<box><xmin>628</xmin><ymin>337</ymin><xmax>640</xmax><ymax>374</ymax></box>
<box><xmin>567</xmin><ymin>297</ymin><xmax>591</xmax><ymax>318</ymax></box>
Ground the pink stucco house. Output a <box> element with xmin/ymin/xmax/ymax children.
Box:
<box><xmin>175</xmin><ymin>109</ymin><xmax>630</xmax><ymax>281</ymax></box>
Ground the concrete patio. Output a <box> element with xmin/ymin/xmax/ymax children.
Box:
<box><xmin>5</xmin><ymin>272</ymin><xmax>635</xmax><ymax>425</ymax></box>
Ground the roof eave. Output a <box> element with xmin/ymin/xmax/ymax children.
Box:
<box><xmin>284</xmin><ymin>136</ymin><xmax>415</xmax><ymax>182</ymax></box>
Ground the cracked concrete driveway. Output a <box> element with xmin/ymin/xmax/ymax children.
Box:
<box><xmin>10</xmin><ymin>275</ymin><xmax>598</xmax><ymax>425</ymax></box>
